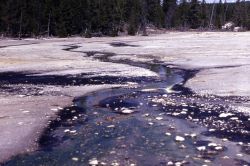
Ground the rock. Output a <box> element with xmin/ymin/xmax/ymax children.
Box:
<box><xmin>222</xmin><ymin>138</ymin><xmax>228</xmax><ymax>142</ymax></box>
<box><xmin>236</xmin><ymin>153</ymin><xmax>243</xmax><ymax>157</ymax></box>
<box><xmin>111</xmin><ymin>162</ymin><xmax>120</xmax><ymax>166</ymax></box>
<box><xmin>196</xmin><ymin>146</ymin><xmax>206</xmax><ymax>151</ymax></box>
<box><xmin>72</xmin><ymin>157</ymin><xmax>79</xmax><ymax>161</ymax></box>
<box><xmin>172</xmin><ymin>112</ymin><xmax>180</xmax><ymax>116</ymax></box>
<box><xmin>230</xmin><ymin>117</ymin><xmax>238</xmax><ymax>120</ymax></box>
<box><xmin>167</xmin><ymin>161</ymin><xmax>174</xmax><ymax>165</ymax></box>
<box><xmin>222</xmin><ymin>22</ymin><xmax>235</xmax><ymax>31</ymax></box>
<box><xmin>204</xmin><ymin>160</ymin><xmax>211</xmax><ymax>163</ymax></box>
<box><xmin>234</xmin><ymin>26</ymin><xmax>244</xmax><ymax>32</ymax></box>
<box><xmin>155</xmin><ymin>117</ymin><xmax>163</xmax><ymax>120</ymax></box>
<box><xmin>107</xmin><ymin>125</ymin><xmax>115</xmax><ymax>128</ymax></box>
<box><xmin>121</xmin><ymin>108</ymin><xmax>134</xmax><ymax>114</ymax></box>
<box><xmin>50</xmin><ymin>108</ymin><xmax>58</xmax><ymax>112</ymax></box>
<box><xmin>179</xmin><ymin>144</ymin><xmax>186</xmax><ymax>149</ymax></box>
<box><xmin>18</xmin><ymin>95</ymin><xmax>26</xmax><ymax>98</ymax></box>
<box><xmin>208</xmin><ymin>143</ymin><xmax>217</xmax><ymax>147</ymax></box>
<box><xmin>208</xmin><ymin>129</ymin><xmax>216</xmax><ymax>132</ymax></box>
<box><xmin>190</xmin><ymin>133</ymin><xmax>197</xmax><ymax>138</ymax></box>
<box><xmin>89</xmin><ymin>158</ymin><xmax>99</xmax><ymax>166</ymax></box>
<box><xmin>165</xmin><ymin>132</ymin><xmax>172</xmax><ymax>136</ymax></box>
<box><xmin>148</xmin><ymin>122</ymin><xmax>154</xmax><ymax>126</ymax></box>
<box><xmin>219</xmin><ymin>113</ymin><xmax>234</xmax><ymax>118</ymax></box>
<box><xmin>175</xmin><ymin>136</ymin><xmax>185</xmax><ymax>142</ymax></box>
<box><xmin>237</xmin><ymin>142</ymin><xmax>243</xmax><ymax>146</ymax></box>
<box><xmin>215</xmin><ymin>146</ymin><xmax>223</xmax><ymax>151</ymax></box>
<box><xmin>222</xmin><ymin>156</ymin><xmax>230</xmax><ymax>159</ymax></box>
<box><xmin>64</xmin><ymin>129</ymin><xmax>70</xmax><ymax>133</ymax></box>
<box><xmin>69</xmin><ymin>130</ymin><xmax>77</xmax><ymax>134</ymax></box>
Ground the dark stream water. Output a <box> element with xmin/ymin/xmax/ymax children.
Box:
<box><xmin>1</xmin><ymin>44</ymin><xmax>250</xmax><ymax>166</ymax></box>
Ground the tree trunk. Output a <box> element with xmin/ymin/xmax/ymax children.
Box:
<box><xmin>141</xmin><ymin>0</ymin><xmax>147</xmax><ymax>36</ymax></box>
<box><xmin>209</xmin><ymin>2</ymin><xmax>216</xmax><ymax>29</ymax></box>
<box><xmin>47</xmin><ymin>11</ymin><xmax>51</xmax><ymax>37</ymax></box>
<box><xmin>18</xmin><ymin>11</ymin><xmax>23</xmax><ymax>39</ymax></box>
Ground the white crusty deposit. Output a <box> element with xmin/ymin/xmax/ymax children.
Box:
<box><xmin>1</xmin><ymin>32</ymin><xmax>250</xmax><ymax>162</ymax></box>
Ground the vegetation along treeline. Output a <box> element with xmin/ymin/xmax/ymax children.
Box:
<box><xmin>0</xmin><ymin>0</ymin><xmax>250</xmax><ymax>37</ymax></box>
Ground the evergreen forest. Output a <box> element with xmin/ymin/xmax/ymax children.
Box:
<box><xmin>0</xmin><ymin>0</ymin><xmax>249</xmax><ymax>37</ymax></box>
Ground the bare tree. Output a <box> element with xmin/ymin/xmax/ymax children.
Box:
<box><xmin>18</xmin><ymin>10</ymin><xmax>23</xmax><ymax>39</ymax></box>
<box><xmin>47</xmin><ymin>11</ymin><xmax>51</xmax><ymax>37</ymax></box>
<box><xmin>140</xmin><ymin>0</ymin><xmax>148</xmax><ymax>36</ymax></box>
<box><xmin>209</xmin><ymin>1</ymin><xmax>216</xmax><ymax>29</ymax></box>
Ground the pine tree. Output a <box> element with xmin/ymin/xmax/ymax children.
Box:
<box><xmin>127</xmin><ymin>0</ymin><xmax>141</xmax><ymax>35</ymax></box>
<box><xmin>214</xmin><ymin>0</ymin><xmax>225</xmax><ymax>28</ymax></box>
<box><xmin>188</xmin><ymin>0</ymin><xmax>201</xmax><ymax>29</ymax></box>
<box><xmin>163</xmin><ymin>0</ymin><xmax>177</xmax><ymax>28</ymax></box>
<box><xmin>200</xmin><ymin>0</ymin><xmax>208</xmax><ymax>28</ymax></box>
<box><xmin>146</xmin><ymin>0</ymin><xmax>164</xmax><ymax>28</ymax></box>
<box><xmin>176</xmin><ymin>0</ymin><xmax>190</xmax><ymax>29</ymax></box>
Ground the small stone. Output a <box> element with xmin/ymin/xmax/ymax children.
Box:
<box><xmin>204</xmin><ymin>160</ymin><xmax>211</xmax><ymax>163</ymax></box>
<box><xmin>110</xmin><ymin>151</ymin><xmax>116</xmax><ymax>154</ymax></box>
<box><xmin>236</xmin><ymin>153</ymin><xmax>243</xmax><ymax>157</ymax></box>
<box><xmin>179</xmin><ymin>144</ymin><xmax>186</xmax><ymax>149</ymax></box>
<box><xmin>64</xmin><ymin>129</ymin><xmax>70</xmax><ymax>133</ymax></box>
<box><xmin>208</xmin><ymin>143</ymin><xmax>217</xmax><ymax>147</ymax></box>
<box><xmin>167</xmin><ymin>161</ymin><xmax>174</xmax><ymax>165</ymax></box>
<box><xmin>215</xmin><ymin>146</ymin><xmax>223</xmax><ymax>151</ymax></box>
<box><xmin>219</xmin><ymin>113</ymin><xmax>234</xmax><ymax>118</ymax></box>
<box><xmin>222</xmin><ymin>138</ymin><xmax>228</xmax><ymax>142</ymax></box>
<box><xmin>222</xmin><ymin>156</ymin><xmax>230</xmax><ymax>159</ymax></box>
<box><xmin>208</xmin><ymin>129</ymin><xmax>216</xmax><ymax>132</ymax></box>
<box><xmin>148</xmin><ymin>122</ymin><xmax>154</xmax><ymax>126</ymax></box>
<box><xmin>230</xmin><ymin>117</ymin><xmax>238</xmax><ymax>120</ymax></box>
<box><xmin>89</xmin><ymin>158</ymin><xmax>99</xmax><ymax>166</ymax></box>
<box><xmin>190</xmin><ymin>133</ymin><xmax>197</xmax><ymax>138</ymax></box>
<box><xmin>18</xmin><ymin>95</ymin><xmax>26</xmax><ymax>98</ymax></box>
<box><xmin>111</xmin><ymin>162</ymin><xmax>119</xmax><ymax>166</ymax></box>
<box><xmin>237</xmin><ymin>142</ymin><xmax>243</xmax><ymax>145</ymax></box>
<box><xmin>155</xmin><ymin>117</ymin><xmax>163</xmax><ymax>120</ymax></box>
<box><xmin>50</xmin><ymin>108</ymin><xmax>58</xmax><ymax>112</ymax></box>
<box><xmin>197</xmin><ymin>146</ymin><xmax>206</xmax><ymax>151</ymax></box>
<box><xmin>72</xmin><ymin>157</ymin><xmax>79</xmax><ymax>161</ymax></box>
<box><xmin>175</xmin><ymin>162</ymin><xmax>182</xmax><ymax>166</ymax></box>
<box><xmin>70</xmin><ymin>130</ymin><xmax>77</xmax><ymax>134</ymax></box>
<box><xmin>175</xmin><ymin>136</ymin><xmax>185</xmax><ymax>142</ymax></box>
<box><xmin>165</xmin><ymin>132</ymin><xmax>172</xmax><ymax>136</ymax></box>
<box><xmin>100</xmin><ymin>162</ymin><xmax>107</xmax><ymax>165</ymax></box>
<box><xmin>172</xmin><ymin>112</ymin><xmax>180</xmax><ymax>116</ymax></box>
<box><xmin>180</xmin><ymin>111</ymin><xmax>187</xmax><ymax>114</ymax></box>
<box><xmin>57</xmin><ymin>107</ymin><xmax>63</xmax><ymax>110</ymax></box>
<box><xmin>121</xmin><ymin>109</ymin><xmax>134</xmax><ymax>114</ymax></box>
<box><xmin>107</xmin><ymin>125</ymin><xmax>115</xmax><ymax>128</ymax></box>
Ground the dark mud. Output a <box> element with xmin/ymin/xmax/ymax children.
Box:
<box><xmin>1</xmin><ymin>44</ymin><xmax>250</xmax><ymax>166</ymax></box>
<box><xmin>0</xmin><ymin>72</ymin><xmax>153</xmax><ymax>86</ymax></box>
<box><xmin>110</xmin><ymin>42</ymin><xmax>139</xmax><ymax>47</ymax></box>
<box><xmin>0</xmin><ymin>43</ymin><xmax>38</xmax><ymax>49</ymax></box>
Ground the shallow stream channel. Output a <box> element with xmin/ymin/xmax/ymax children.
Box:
<box><xmin>2</xmin><ymin>43</ymin><xmax>250</xmax><ymax>166</ymax></box>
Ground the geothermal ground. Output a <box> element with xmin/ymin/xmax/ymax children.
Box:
<box><xmin>0</xmin><ymin>32</ymin><xmax>249</xmax><ymax>166</ymax></box>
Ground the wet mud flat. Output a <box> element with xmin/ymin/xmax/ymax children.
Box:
<box><xmin>1</xmin><ymin>44</ymin><xmax>250</xmax><ymax>166</ymax></box>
